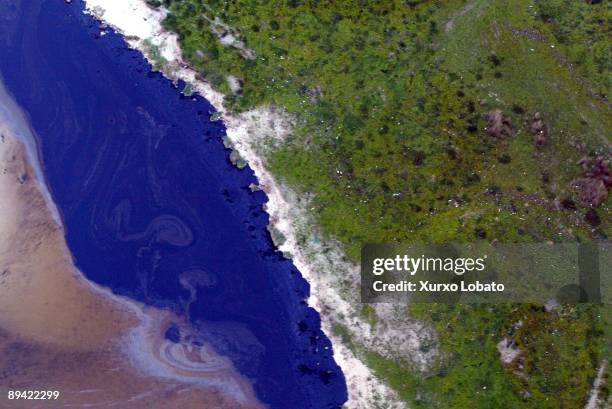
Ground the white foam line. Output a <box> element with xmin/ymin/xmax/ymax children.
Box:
<box><xmin>0</xmin><ymin>69</ymin><xmax>145</xmax><ymax>348</ymax></box>
<box><xmin>81</xmin><ymin>1</ymin><xmax>415</xmax><ymax>407</ymax></box>
<box><xmin>0</xmin><ymin>78</ymin><xmax>62</xmax><ymax>225</ymax></box>
<box><xmin>121</xmin><ymin>311</ymin><xmax>252</xmax><ymax>403</ymax></box>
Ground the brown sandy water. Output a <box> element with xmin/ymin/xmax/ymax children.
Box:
<box><xmin>0</xmin><ymin>127</ymin><xmax>263</xmax><ymax>408</ymax></box>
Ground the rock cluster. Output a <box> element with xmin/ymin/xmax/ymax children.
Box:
<box><xmin>573</xmin><ymin>156</ymin><xmax>611</xmax><ymax>206</ymax></box>
<box><xmin>484</xmin><ymin>109</ymin><xmax>513</xmax><ymax>138</ymax></box>
<box><xmin>530</xmin><ymin>112</ymin><xmax>547</xmax><ymax>148</ymax></box>
<box><xmin>485</xmin><ymin>109</ymin><xmax>512</xmax><ymax>138</ymax></box>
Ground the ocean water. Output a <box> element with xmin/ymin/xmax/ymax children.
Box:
<box><xmin>0</xmin><ymin>1</ymin><xmax>347</xmax><ymax>407</ymax></box>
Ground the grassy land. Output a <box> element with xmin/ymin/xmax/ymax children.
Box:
<box><xmin>158</xmin><ymin>0</ymin><xmax>610</xmax><ymax>407</ymax></box>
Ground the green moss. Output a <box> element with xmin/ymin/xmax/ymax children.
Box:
<box><xmin>407</xmin><ymin>303</ymin><xmax>608</xmax><ymax>408</ymax></box>
<box><xmin>360</xmin><ymin>304</ymin><xmax>378</xmax><ymax>328</ymax></box>
<box><xmin>141</xmin><ymin>39</ymin><xmax>168</xmax><ymax>71</ymax></box>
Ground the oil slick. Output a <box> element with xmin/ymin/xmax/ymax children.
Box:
<box><xmin>0</xmin><ymin>81</ymin><xmax>263</xmax><ymax>408</ymax></box>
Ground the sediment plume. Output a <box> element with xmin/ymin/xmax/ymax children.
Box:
<box><xmin>0</xmin><ymin>100</ymin><xmax>262</xmax><ymax>408</ymax></box>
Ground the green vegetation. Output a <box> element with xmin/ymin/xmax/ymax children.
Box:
<box><xmin>534</xmin><ymin>0</ymin><xmax>611</xmax><ymax>97</ymax></box>
<box><xmin>409</xmin><ymin>304</ymin><xmax>606</xmax><ymax>408</ymax></box>
<box><xmin>333</xmin><ymin>303</ymin><xmax>606</xmax><ymax>409</ymax></box>
<box><xmin>159</xmin><ymin>0</ymin><xmax>610</xmax><ymax>407</ymax></box>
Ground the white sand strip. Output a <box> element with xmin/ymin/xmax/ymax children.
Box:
<box><xmin>585</xmin><ymin>361</ymin><xmax>607</xmax><ymax>409</ymax></box>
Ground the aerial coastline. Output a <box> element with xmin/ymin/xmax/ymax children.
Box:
<box><xmin>82</xmin><ymin>0</ymin><xmax>411</xmax><ymax>407</ymax></box>
<box><xmin>0</xmin><ymin>1</ymin><xmax>349</xmax><ymax>405</ymax></box>
<box><xmin>0</xmin><ymin>0</ymin><xmax>607</xmax><ymax>407</ymax></box>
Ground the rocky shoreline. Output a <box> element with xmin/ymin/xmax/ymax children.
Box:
<box><xmin>82</xmin><ymin>0</ymin><xmax>419</xmax><ymax>407</ymax></box>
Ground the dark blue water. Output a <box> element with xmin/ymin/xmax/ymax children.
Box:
<box><xmin>0</xmin><ymin>1</ymin><xmax>347</xmax><ymax>407</ymax></box>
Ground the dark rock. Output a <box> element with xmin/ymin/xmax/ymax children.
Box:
<box><xmin>489</xmin><ymin>54</ymin><xmax>502</xmax><ymax>66</ymax></box>
<box><xmin>466</xmin><ymin>123</ymin><xmax>478</xmax><ymax>133</ymax></box>
<box><xmin>486</xmin><ymin>185</ymin><xmax>501</xmax><ymax>195</ymax></box>
<box><xmin>498</xmin><ymin>153</ymin><xmax>511</xmax><ymax>164</ymax></box>
<box><xmin>465</xmin><ymin>100</ymin><xmax>476</xmax><ymax>113</ymax></box>
<box><xmin>585</xmin><ymin>208</ymin><xmax>601</xmax><ymax>226</ymax></box>
<box><xmin>560</xmin><ymin>198</ymin><xmax>577</xmax><ymax>211</ymax></box>
<box><xmin>164</xmin><ymin>324</ymin><xmax>181</xmax><ymax>343</ymax></box>
<box><xmin>412</xmin><ymin>150</ymin><xmax>425</xmax><ymax>166</ymax></box>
